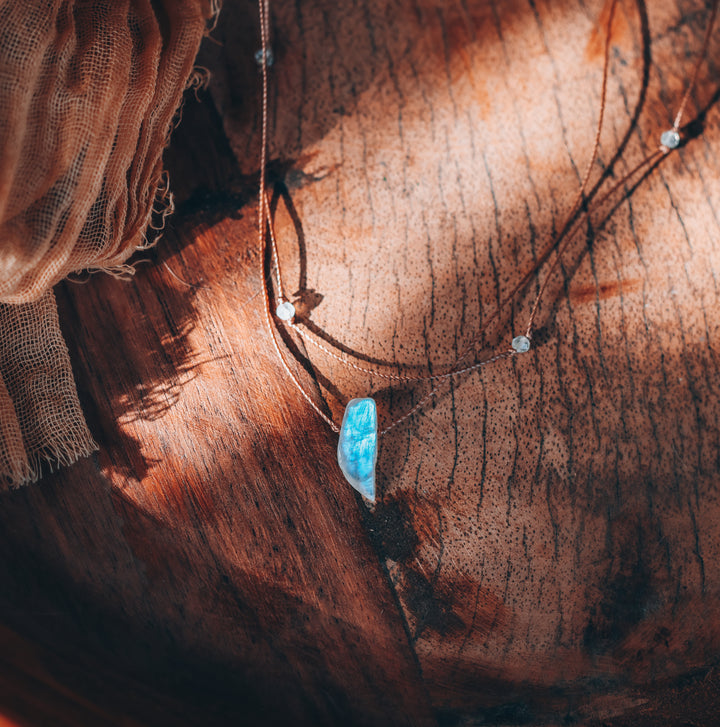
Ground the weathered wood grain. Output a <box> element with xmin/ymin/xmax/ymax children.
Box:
<box><xmin>207</xmin><ymin>0</ymin><xmax>720</xmax><ymax>722</ymax></box>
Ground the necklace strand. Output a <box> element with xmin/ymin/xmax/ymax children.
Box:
<box><xmin>257</xmin><ymin>0</ymin><xmax>718</xmax><ymax>436</ymax></box>
<box><xmin>257</xmin><ymin>0</ymin><xmax>341</xmax><ymax>433</ymax></box>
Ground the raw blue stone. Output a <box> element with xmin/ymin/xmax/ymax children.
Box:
<box><xmin>337</xmin><ymin>398</ymin><xmax>378</xmax><ymax>502</ymax></box>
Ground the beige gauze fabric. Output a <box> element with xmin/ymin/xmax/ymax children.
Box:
<box><xmin>0</xmin><ymin>0</ymin><xmax>217</xmax><ymax>488</ymax></box>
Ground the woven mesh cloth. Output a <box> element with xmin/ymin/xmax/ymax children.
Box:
<box><xmin>0</xmin><ymin>0</ymin><xmax>217</xmax><ymax>488</ymax></box>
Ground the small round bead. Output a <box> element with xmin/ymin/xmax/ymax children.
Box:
<box><xmin>511</xmin><ymin>335</ymin><xmax>531</xmax><ymax>353</ymax></box>
<box><xmin>254</xmin><ymin>48</ymin><xmax>274</xmax><ymax>67</ymax></box>
<box><xmin>276</xmin><ymin>300</ymin><xmax>295</xmax><ymax>321</ymax></box>
<box><xmin>660</xmin><ymin>129</ymin><xmax>680</xmax><ymax>150</ymax></box>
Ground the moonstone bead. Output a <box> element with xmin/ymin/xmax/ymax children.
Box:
<box><xmin>660</xmin><ymin>129</ymin><xmax>680</xmax><ymax>149</ymax></box>
<box><xmin>276</xmin><ymin>300</ymin><xmax>295</xmax><ymax>321</ymax></box>
<box><xmin>337</xmin><ymin>398</ymin><xmax>378</xmax><ymax>502</ymax></box>
<box><xmin>254</xmin><ymin>48</ymin><xmax>274</xmax><ymax>67</ymax></box>
<box><xmin>511</xmin><ymin>335</ymin><xmax>531</xmax><ymax>353</ymax></box>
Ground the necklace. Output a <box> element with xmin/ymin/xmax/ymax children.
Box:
<box><xmin>255</xmin><ymin>0</ymin><xmax>718</xmax><ymax>503</ymax></box>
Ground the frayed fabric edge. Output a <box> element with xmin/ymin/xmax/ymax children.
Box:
<box><xmin>2</xmin><ymin>435</ymin><xmax>99</xmax><ymax>490</ymax></box>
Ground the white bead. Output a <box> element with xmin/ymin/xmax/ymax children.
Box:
<box><xmin>660</xmin><ymin>129</ymin><xmax>680</xmax><ymax>149</ymax></box>
<box><xmin>276</xmin><ymin>300</ymin><xmax>295</xmax><ymax>321</ymax></box>
<box><xmin>254</xmin><ymin>48</ymin><xmax>274</xmax><ymax>67</ymax></box>
<box><xmin>511</xmin><ymin>335</ymin><xmax>531</xmax><ymax>353</ymax></box>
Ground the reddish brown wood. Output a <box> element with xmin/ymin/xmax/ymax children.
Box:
<box><xmin>1</xmin><ymin>0</ymin><xmax>719</xmax><ymax>725</ymax></box>
<box><xmin>206</xmin><ymin>0</ymin><xmax>720</xmax><ymax>722</ymax></box>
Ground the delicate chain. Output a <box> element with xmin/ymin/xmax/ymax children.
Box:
<box><xmin>525</xmin><ymin>0</ymin><xmax>718</xmax><ymax>339</ymax></box>
<box><xmin>523</xmin><ymin>0</ymin><xmax>618</xmax><ymax>338</ymax></box>
<box><xmin>265</xmin><ymin>191</ymin><xmax>288</xmax><ymax>302</ymax></box>
<box><xmin>257</xmin><ymin>0</ymin><xmax>718</xmax><ymax>435</ymax></box>
<box><xmin>262</xmin><ymin>265</ymin><xmax>340</xmax><ymax>432</ymax></box>
<box><xmin>257</xmin><ymin>0</ymin><xmax>339</xmax><ymax>433</ymax></box>
<box><xmin>287</xmin><ymin>317</ymin><xmax>511</xmax><ymax>383</ymax></box>
<box><xmin>257</xmin><ymin>0</ymin><xmax>269</xmax><ymax>254</ymax></box>
<box><xmin>260</xmin><ymin>0</ymin><xmax>617</xmax><ymax>420</ymax></box>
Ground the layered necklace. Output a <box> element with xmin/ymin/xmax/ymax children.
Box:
<box><xmin>255</xmin><ymin>0</ymin><xmax>718</xmax><ymax>502</ymax></box>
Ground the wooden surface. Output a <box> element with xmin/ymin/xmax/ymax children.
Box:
<box><xmin>1</xmin><ymin>0</ymin><xmax>720</xmax><ymax>724</ymax></box>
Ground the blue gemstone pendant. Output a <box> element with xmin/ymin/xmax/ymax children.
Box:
<box><xmin>337</xmin><ymin>398</ymin><xmax>378</xmax><ymax>502</ymax></box>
